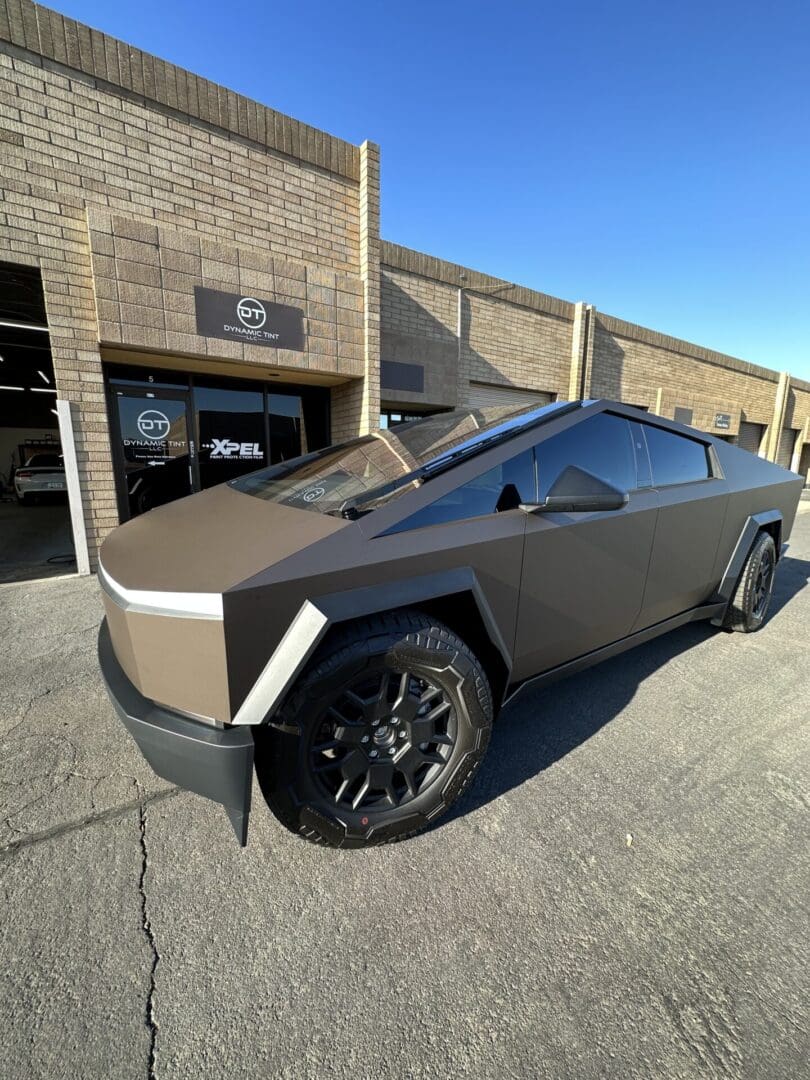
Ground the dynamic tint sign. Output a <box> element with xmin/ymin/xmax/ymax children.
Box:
<box><xmin>194</xmin><ymin>287</ymin><xmax>305</xmax><ymax>350</ymax></box>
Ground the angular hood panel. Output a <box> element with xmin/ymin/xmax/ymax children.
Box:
<box><xmin>99</xmin><ymin>483</ymin><xmax>348</xmax><ymax>594</ymax></box>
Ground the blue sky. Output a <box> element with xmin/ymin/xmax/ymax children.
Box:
<box><xmin>59</xmin><ymin>1</ymin><xmax>810</xmax><ymax>378</ymax></box>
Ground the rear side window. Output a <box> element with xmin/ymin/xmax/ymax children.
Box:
<box><xmin>386</xmin><ymin>449</ymin><xmax>535</xmax><ymax>533</ymax></box>
<box><xmin>536</xmin><ymin>413</ymin><xmax>637</xmax><ymax>499</ymax></box>
<box><xmin>643</xmin><ymin>425</ymin><xmax>710</xmax><ymax>486</ymax></box>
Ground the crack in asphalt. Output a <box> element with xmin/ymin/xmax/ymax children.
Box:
<box><xmin>137</xmin><ymin>790</ymin><xmax>159</xmax><ymax>1080</ymax></box>
<box><xmin>0</xmin><ymin>786</ymin><xmax>180</xmax><ymax>860</ymax></box>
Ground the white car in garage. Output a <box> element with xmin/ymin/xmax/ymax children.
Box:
<box><xmin>13</xmin><ymin>452</ymin><xmax>66</xmax><ymax>505</ymax></box>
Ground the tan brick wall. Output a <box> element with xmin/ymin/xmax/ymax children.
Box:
<box><xmin>380</xmin><ymin>252</ymin><xmax>572</xmax><ymax>408</ymax></box>
<box><xmin>382</xmin><ymin>267</ymin><xmax>458</xmax><ymax>341</ymax></box>
<box><xmin>464</xmin><ymin>292</ymin><xmax>571</xmax><ymax>399</ymax></box>
<box><xmin>0</xmin><ymin>44</ymin><xmax>360</xmax><ymax>273</ymax></box>
<box><xmin>87</xmin><ymin>211</ymin><xmax>365</xmax><ymax>377</ymax></box>
<box><xmin>655</xmin><ymin>390</ymin><xmax>742</xmax><ymax>437</ymax></box>
<box><xmin>0</xmin><ymin>3</ymin><xmax>365</xmax><ymax>566</ymax></box>
<box><xmin>784</xmin><ymin>382</ymin><xmax>810</xmax><ymax>434</ymax></box>
<box><xmin>590</xmin><ymin>317</ymin><xmax>780</xmax><ymax>426</ymax></box>
<box><xmin>378</xmin><ymin>243</ymin><xmax>801</xmax><ymax>456</ymax></box>
<box><xmin>380</xmin><ymin>266</ymin><xmax>458</xmax><ymax>408</ymax></box>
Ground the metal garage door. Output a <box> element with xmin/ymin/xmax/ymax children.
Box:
<box><xmin>800</xmin><ymin>443</ymin><xmax>810</xmax><ymax>486</ymax></box>
<box><xmin>468</xmin><ymin>383</ymin><xmax>552</xmax><ymax>409</ymax></box>
<box><xmin>736</xmin><ymin>421</ymin><xmax>765</xmax><ymax>455</ymax></box>
<box><xmin>776</xmin><ymin>428</ymin><xmax>799</xmax><ymax>470</ymax></box>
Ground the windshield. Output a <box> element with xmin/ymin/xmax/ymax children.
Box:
<box><xmin>230</xmin><ymin>401</ymin><xmax>572</xmax><ymax>515</ymax></box>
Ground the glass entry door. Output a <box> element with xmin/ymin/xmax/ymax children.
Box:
<box><xmin>111</xmin><ymin>389</ymin><xmax>194</xmax><ymax>518</ymax></box>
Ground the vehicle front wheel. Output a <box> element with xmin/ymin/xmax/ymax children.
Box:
<box><xmin>255</xmin><ymin>610</ymin><xmax>493</xmax><ymax>848</ymax></box>
<box><xmin>725</xmin><ymin>530</ymin><xmax>777</xmax><ymax>632</ymax></box>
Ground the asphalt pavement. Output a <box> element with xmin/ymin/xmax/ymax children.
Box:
<box><xmin>1</xmin><ymin>508</ymin><xmax>808</xmax><ymax>1080</ymax></box>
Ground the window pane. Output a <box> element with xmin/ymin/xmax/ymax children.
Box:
<box><xmin>268</xmin><ymin>393</ymin><xmax>305</xmax><ymax>465</ymax></box>
<box><xmin>388</xmin><ymin>449</ymin><xmax>535</xmax><ymax>532</ymax></box>
<box><xmin>194</xmin><ymin>385</ymin><xmax>265</xmax><ymax>488</ymax></box>
<box><xmin>537</xmin><ymin>413</ymin><xmax>636</xmax><ymax>499</ymax></box>
<box><xmin>643</xmin><ymin>424</ymin><xmax>710</xmax><ymax>486</ymax></box>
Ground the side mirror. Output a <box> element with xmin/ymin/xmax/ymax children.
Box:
<box><xmin>521</xmin><ymin>465</ymin><xmax>628</xmax><ymax>514</ymax></box>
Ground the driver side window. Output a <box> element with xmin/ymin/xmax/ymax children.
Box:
<box><xmin>386</xmin><ymin>448</ymin><xmax>535</xmax><ymax>533</ymax></box>
<box><xmin>536</xmin><ymin>413</ymin><xmax>637</xmax><ymax>499</ymax></box>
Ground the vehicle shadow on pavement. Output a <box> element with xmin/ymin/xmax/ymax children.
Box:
<box><xmin>440</xmin><ymin>552</ymin><xmax>810</xmax><ymax>827</ymax></box>
<box><xmin>769</xmin><ymin>551</ymin><xmax>810</xmax><ymax>619</ymax></box>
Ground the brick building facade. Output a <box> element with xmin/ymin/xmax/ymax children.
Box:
<box><xmin>1</xmin><ymin>1</ymin><xmax>808</xmax><ymax>574</ymax></box>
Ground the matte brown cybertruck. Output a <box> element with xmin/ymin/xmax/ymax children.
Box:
<box><xmin>97</xmin><ymin>400</ymin><xmax>803</xmax><ymax>847</ymax></box>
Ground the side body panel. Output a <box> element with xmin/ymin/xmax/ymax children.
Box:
<box><xmin>710</xmin><ymin>440</ymin><xmax>803</xmax><ymax>580</ymax></box>
<box><xmin>222</xmin><ymin>509</ymin><xmax>528</xmax><ymax>719</ymax></box>
<box><xmin>633</xmin><ymin>478</ymin><xmax>729</xmax><ymax>630</ymax></box>
<box><xmin>513</xmin><ymin>489</ymin><xmax>659</xmax><ymax>681</ymax></box>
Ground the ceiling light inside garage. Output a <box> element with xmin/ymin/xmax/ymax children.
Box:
<box><xmin>29</xmin><ymin>386</ymin><xmax>57</xmax><ymax>392</ymax></box>
<box><xmin>0</xmin><ymin>384</ymin><xmax>24</xmax><ymax>390</ymax></box>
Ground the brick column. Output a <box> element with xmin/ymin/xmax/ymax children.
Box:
<box><xmin>40</xmin><ymin>206</ymin><xmax>118</xmax><ymax>571</ymax></box>
<box><xmin>764</xmin><ymin>372</ymin><xmax>790</xmax><ymax>462</ymax></box>
<box><xmin>358</xmin><ymin>140</ymin><xmax>381</xmax><ymax>433</ymax></box>
<box><xmin>331</xmin><ymin>141</ymin><xmax>381</xmax><ymax>440</ymax></box>
<box><xmin>568</xmin><ymin>302</ymin><xmax>594</xmax><ymax>401</ymax></box>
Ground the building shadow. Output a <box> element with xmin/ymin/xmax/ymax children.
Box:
<box><xmin>440</xmin><ymin>550</ymin><xmax>810</xmax><ymax>826</ymax></box>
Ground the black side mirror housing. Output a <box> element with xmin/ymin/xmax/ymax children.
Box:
<box><xmin>521</xmin><ymin>465</ymin><xmax>628</xmax><ymax>514</ymax></box>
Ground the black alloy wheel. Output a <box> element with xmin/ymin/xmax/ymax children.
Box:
<box><xmin>752</xmin><ymin>544</ymin><xmax>774</xmax><ymax>620</ymax></box>
<box><xmin>726</xmin><ymin>530</ymin><xmax>777</xmax><ymax>632</ymax></box>
<box><xmin>309</xmin><ymin>669</ymin><xmax>456</xmax><ymax>813</ymax></box>
<box><xmin>255</xmin><ymin>609</ymin><xmax>493</xmax><ymax>848</ymax></box>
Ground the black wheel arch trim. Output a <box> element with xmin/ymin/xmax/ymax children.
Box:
<box><xmin>710</xmin><ymin>509</ymin><xmax>782</xmax><ymax>626</ymax></box>
<box><xmin>236</xmin><ymin>567</ymin><xmax>513</xmax><ymax>729</ymax></box>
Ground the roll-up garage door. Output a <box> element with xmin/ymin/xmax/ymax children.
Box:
<box><xmin>736</xmin><ymin>421</ymin><xmax>765</xmax><ymax>455</ymax></box>
<box><xmin>776</xmin><ymin>428</ymin><xmax>799</xmax><ymax>469</ymax></box>
<box><xmin>799</xmin><ymin>443</ymin><xmax>810</xmax><ymax>486</ymax></box>
<box><xmin>468</xmin><ymin>383</ymin><xmax>552</xmax><ymax>410</ymax></box>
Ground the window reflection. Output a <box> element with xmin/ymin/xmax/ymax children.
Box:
<box><xmin>269</xmin><ymin>393</ymin><xmax>306</xmax><ymax>464</ymax></box>
<box><xmin>195</xmin><ymin>385</ymin><xmax>265</xmax><ymax>488</ymax></box>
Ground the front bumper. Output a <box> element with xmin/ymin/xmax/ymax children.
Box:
<box><xmin>98</xmin><ymin>620</ymin><xmax>255</xmax><ymax>845</ymax></box>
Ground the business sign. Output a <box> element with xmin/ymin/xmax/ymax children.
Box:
<box><xmin>714</xmin><ymin>412</ymin><xmax>732</xmax><ymax>430</ymax></box>
<box><xmin>118</xmin><ymin>399</ymin><xmax>189</xmax><ymax>466</ymax></box>
<box><xmin>194</xmin><ymin>286</ymin><xmax>305</xmax><ymax>350</ymax></box>
<box><xmin>203</xmin><ymin>437</ymin><xmax>264</xmax><ymax>461</ymax></box>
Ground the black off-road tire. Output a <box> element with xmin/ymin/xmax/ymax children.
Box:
<box><xmin>725</xmin><ymin>530</ymin><xmax>777</xmax><ymax>632</ymax></box>
<box><xmin>254</xmin><ymin>609</ymin><xmax>493</xmax><ymax>848</ymax></box>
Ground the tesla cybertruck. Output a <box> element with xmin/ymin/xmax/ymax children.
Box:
<box><xmin>97</xmin><ymin>399</ymin><xmax>803</xmax><ymax>848</ymax></box>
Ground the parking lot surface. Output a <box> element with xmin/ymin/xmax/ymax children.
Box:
<box><xmin>1</xmin><ymin>509</ymin><xmax>808</xmax><ymax>1080</ymax></box>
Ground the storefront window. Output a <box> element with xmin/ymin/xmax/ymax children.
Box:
<box><xmin>194</xmin><ymin>384</ymin><xmax>265</xmax><ymax>488</ymax></box>
<box><xmin>105</xmin><ymin>364</ymin><xmax>332</xmax><ymax>520</ymax></box>
<box><xmin>268</xmin><ymin>393</ymin><xmax>306</xmax><ymax>464</ymax></box>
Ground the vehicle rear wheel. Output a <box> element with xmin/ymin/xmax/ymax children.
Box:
<box><xmin>725</xmin><ymin>530</ymin><xmax>777</xmax><ymax>632</ymax></box>
<box><xmin>255</xmin><ymin>610</ymin><xmax>493</xmax><ymax>848</ymax></box>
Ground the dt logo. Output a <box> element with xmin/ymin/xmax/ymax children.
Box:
<box><xmin>237</xmin><ymin>296</ymin><xmax>267</xmax><ymax>329</ymax></box>
<box><xmin>136</xmin><ymin>409</ymin><xmax>171</xmax><ymax>441</ymax></box>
